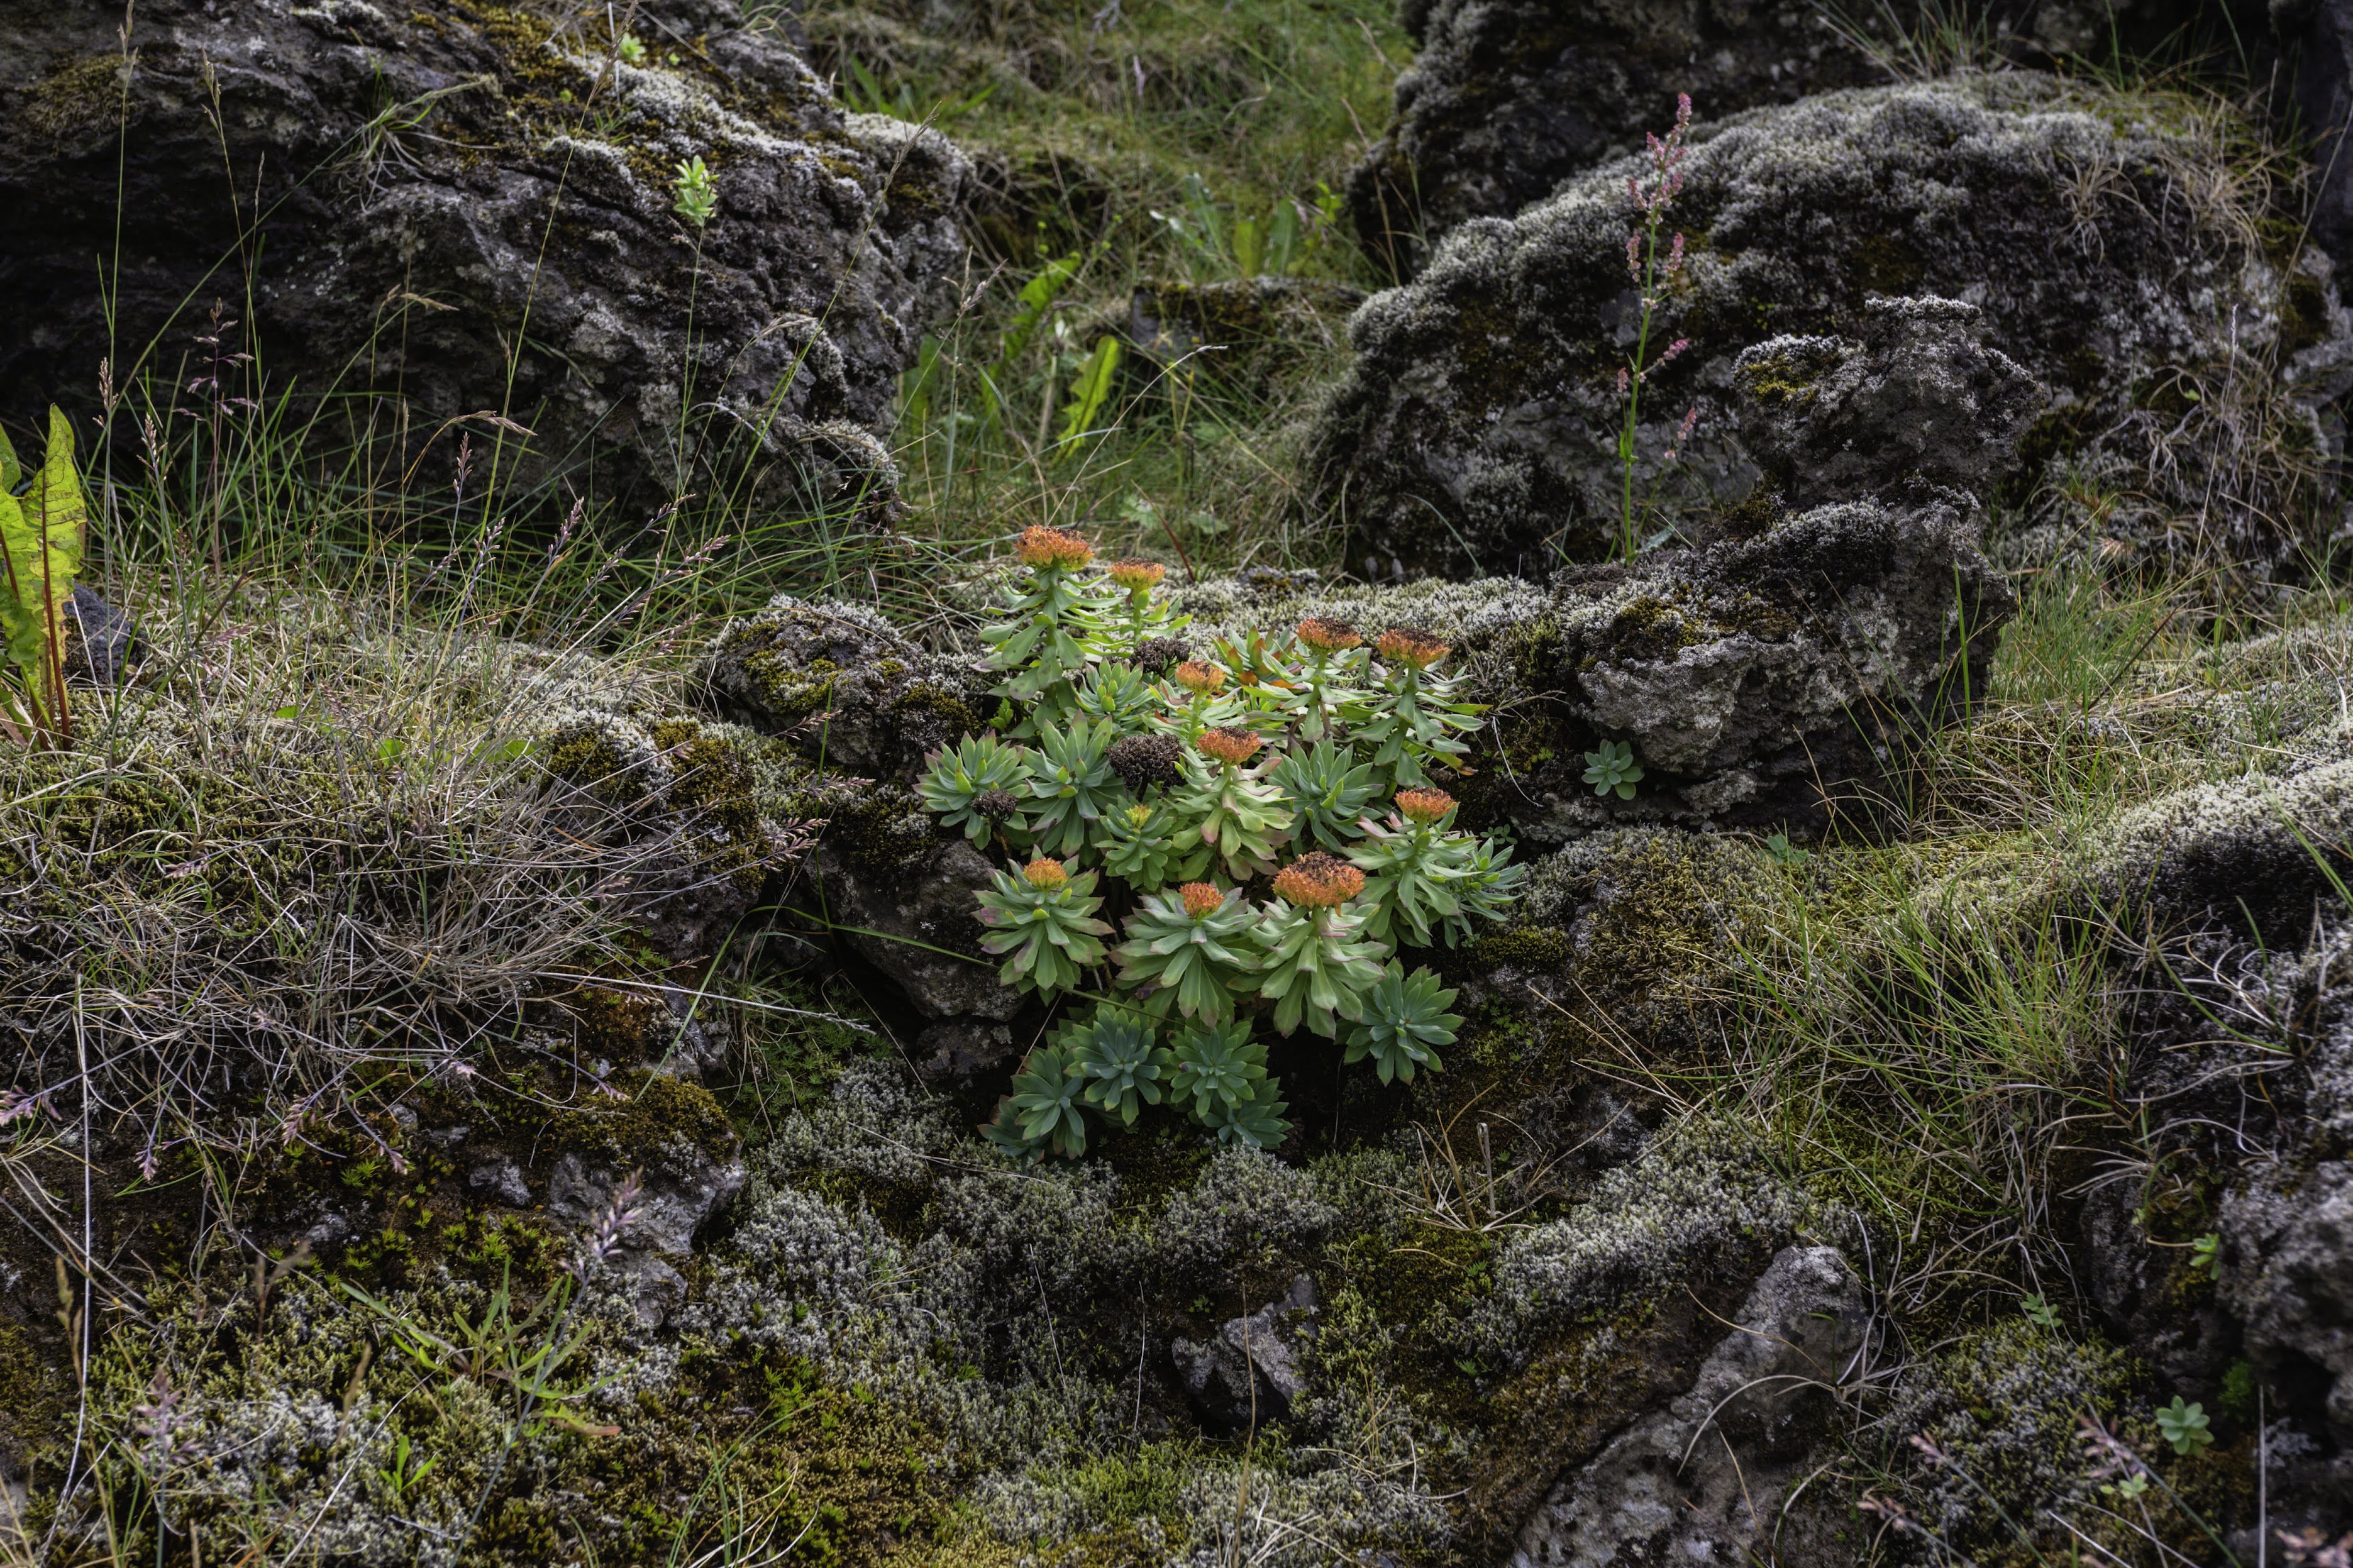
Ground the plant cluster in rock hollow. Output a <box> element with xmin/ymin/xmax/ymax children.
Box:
<box><xmin>925</xmin><ymin>526</ymin><xmax>1528</xmax><ymax>1157</ymax></box>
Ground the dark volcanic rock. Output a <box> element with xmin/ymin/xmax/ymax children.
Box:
<box><xmin>1315</xmin><ymin>77</ymin><xmax>2353</xmax><ymax>578</ymax></box>
<box><xmin>1349</xmin><ymin>0</ymin><xmax>2266</xmax><ymax>272</ymax></box>
<box><xmin>0</xmin><ymin>0</ymin><xmax>968</xmax><ymax>512</ymax></box>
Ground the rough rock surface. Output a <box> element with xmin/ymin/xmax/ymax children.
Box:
<box><xmin>60</xmin><ymin>585</ymin><xmax>140</xmax><ymax>687</ymax></box>
<box><xmin>548</xmin><ymin>1137</ymin><xmax>748</xmax><ymax>1327</ymax></box>
<box><xmin>1316</xmin><ymin>77</ymin><xmax>2353</xmax><ymax>577</ymax></box>
<box><xmin>705</xmin><ymin>594</ymin><xmax>988</xmax><ymax>778</ymax></box>
<box><xmin>1349</xmin><ymin>0</ymin><xmax>2252</xmax><ymax>267</ymax></box>
<box><xmin>799</xmin><ymin>836</ymin><xmax>1019</xmax><ymax>1021</ymax></box>
<box><xmin>1732</xmin><ymin>296</ymin><xmax>2040</xmax><ymax>508</ymax></box>
<box><xmin>1171</xmin><ymin>1275</ymin><xmax>1318</xmax><ymax>1433</ymax></box>
<box><xmin>0</xmin><ymin>0</ymin><xmax>968</xmax><ymax>509</ymax></box>
<box><xmin>1512</xmin><ymin>1245</ymin><xmax>1868</xmax><ymax>1567</ymax></box>
<box><xmin>2227</xmin><ymin>1162</ymin><xmax>2353</xmax><ymax>1433</ymax></box>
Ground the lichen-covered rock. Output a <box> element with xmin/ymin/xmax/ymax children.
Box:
<box><xmin>1317</xmin><ymin>77</ymin><xmax>2353</xmax><ymax>577</ymax></box>
<box><xmin>2223</xmin><ymin>1162</ymin><xmax>2353</xmax><ymax>1438</ymax></box>
<box><xmin>529</xmin><ymin>697</ymin><xmax>814</xmax><ymax>959</ymax></box>
<box><xmin>1511</xmin><ymin>1245</ymin><xmax>1868</xmax><ymax>1567</ymax></box>
<box><xmin>704</xmin><ymin>594</ymin><xmax>987</xmax><ymax>778</ymax></box>
<box><xmin>1733</xmin><ymin>296</ymin><xmax>2042</xmax><ymax>508</ymax></box>
<box><xmin>548</xmin><ymin>1135</ymin><xmax>746</xmax><ymax>1327</ymax></box>
<box><xmin>1347</xmin><ymin>0</ymin><xmax>2235</xmax><ymax>267</ymax></box>
<box><xmin>0</xmin><ymin>0</ymin><xmax>970</xmax><ymax>511</ymax></box>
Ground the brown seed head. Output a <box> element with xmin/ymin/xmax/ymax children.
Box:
<box><xmin>1395</xmin><ymin>787</ymin><xmax>1456</xmax><ymax>825</ymax></box>
<box><xmin>1196</xmin><ymin>727</ymin><xmax>1263</xmax><ymax>767</ymax></box>
<box><xmin>1179</xmin><ymin>883</ymin><xmax>1227</xmax><ymax>920</ymax></box>
<box><xmin>1022</xmin><ymin>857</ymin><xmax>1070</xmax><ymax>891</ymax></box>
<box><xmin>1273</xmin><ymin>852</ymin><xmax>1366</xmax><ymax>909</ymax></box>
<box><xmin>1376</xmin><ymin>626</ymin><xmax>1451</xmax><ymax>670</ymax></box>
<box><xmin>975</xmin><ymin>788</ymin><xmax>1021</xmax><ymax>822</ymax></box>
<box><xmin>1173</xmin><ymin>660</ymin><xmax>1225</xmax><ymax>695</ymax></box>
<box><xmin>1107</xmin><ymin>558</ymin><xmax>1168</xmax><ymax>592</ymax></box>
<box><xmin>1107</xmin><ymin>732</ymin><xmax>1184</xmax><ymax>794</ymax></box>
<box><xmin>1016</xmin><ymin>525</ymin><xmax>1094</xmax><ymax>571</ymax></box>
<box><xmin>1297</xmin><ymin>617</ymin><xmax>1362</xmax><ymax>653</ymax></box>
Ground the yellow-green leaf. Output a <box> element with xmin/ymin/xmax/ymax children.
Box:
<box><xmin>0</xmin><ymin>407</ymin><xmax>86</xmax><ymax>679</ymax></box>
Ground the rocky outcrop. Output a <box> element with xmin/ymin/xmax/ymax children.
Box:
<box><xmin>1349</xmin><ymin>0</ymin><xmax>2264</xmax><ymax>269</ymax></box>
<box><xmin>550</xmin><ymin>1139</ymin><xmax>746</xmax><ymax>1327</ymax></box>
<box><xmin>1512</xmin><ymin>1245</ymin><xmax>1868</xmax><ymax>1567</ymax></box>
<box><xmin>0</xmin><ymin>0</ymin><xmax>968</xmax><ymax>511</ymax></box>
<box><xmin>1317</xmin><ymin>77</ymin><xmax>2353</xmax><ymax>578</ymax></box>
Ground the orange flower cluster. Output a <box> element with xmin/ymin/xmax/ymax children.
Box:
<box><xmin>1376</xmin><ymin>626</ymin><xmax>1450</xmax><ymax>670</ymax></box>
<box><xmin>1016</xmin><ymin>526</ymin><xmax>1094</xmax><ymax>570</ymax></box>
<box><xmin>1179</xmin><ymin>882</ymin><xmax>1227</xmax><ymax>919</ymax></box>
<box><xmin>1173</xmin><ymin>660</ymin><xmax>1225</xmax><ymax>695</ymax></box>
<box><xmin>1022</xmin><ymin>857</ymin><xmax>1070</xmax><ymax>891</ymax></box>
<box><xmin>1273</xmin><ymin>852</ymin><xmax>1366</xmax><ymax>909</ymax></box>
<box><xmin>1395</xmin><ymin>787</ymin><xmax>1456</xmax><ymax>825</ymax></box>
<box><xmin>1196</xmin><ymin>727</ymin><xmax>1263</xmax><ymax>766</ymax></box>
<box><xmin>1107</xmin><ymin>558</ymin><xmax>1168</xmax><ymax>592</ymax></box>
<box><xmin>1297</xmin><ymin>617</ymin><xmax>1362</xmax><ymax>653</ymax></box>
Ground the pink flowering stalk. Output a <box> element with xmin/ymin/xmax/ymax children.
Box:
<box><xmin>1615</xmin><ymin>94</ymin><xmax>1695</xmax><ymax>561</ymax></box>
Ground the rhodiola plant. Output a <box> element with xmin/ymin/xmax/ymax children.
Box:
<box><xmin>929</xmin><ymin>525</ymin><xmax>1531</xmax><ymax>1160</ymax></box>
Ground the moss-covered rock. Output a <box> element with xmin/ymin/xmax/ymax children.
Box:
<box><xmin>1317</xmin><ymin>76</ymin><xmax>2353</xmax><ymax>575</ymax></box>
<box><xmin>704</xmin><ymin>592</ymin><xmax>987</xmax><ymax>778</ymax></box>
<box><xmin>1345</xmin><ymin>0</ymin><xmax>2254</xmax><ymax>268</ymax></box>
<box><xmin>0</xmin><ymin>0</ymin><xmax>970</xmax><ymax>510</ymax></box>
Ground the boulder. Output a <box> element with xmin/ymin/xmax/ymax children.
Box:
<box><xmin>1350</xmin><ymin>0</ymin><xmax>2262</xmax><ymax>269</ymax></box>
<box><xmin>61</xmin><ymin>586</ymin><xmax>140</xmax><ymax>687</ymax></box>
<box><xmin>800</xmin><ymin>834</ymin><xmax>1022</xmax><ymax>1022</ymax></box>
<box><xmin>1315</xmin><ymin>77</ymin><xmax>2353</xmax><ymax>578</ymax></box>
<box><xmin>0</xmin><ymin>0</ymin><xmax>969</xmax><ymax>512</ymax></box>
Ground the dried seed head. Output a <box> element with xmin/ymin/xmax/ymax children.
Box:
<box><xmin>1179</xmin><ymin>882</ymin><xmax>1227</xmax><ymax>919</ymax></box>
<box><xmin>1133</xmin><ymin>636</ymin><xmax>1190</xmax><ymax>675</ymax></box>
<box><xmin>1273</xmin><ymin>852</ymin><xmax>1365</xmax><ymax>909</ymax></box>
<box><xmin>975</xmin><ymin>788</ymin><xmax>1021</xmax><ymax>822</ymax></box>
<box><xmin>1108</xmin><ymin>732</ymin><xmax>1184</xmax><ymax>794</ymax></box>
<box><xmin>1395</xmin><ymin>787</ymin><xmax>1456</xmax><ymax>825</ymax></box>
<box><xmin>1016</xmin><ymin>525</ymin><xmax>1094</xmax><ymax>570</ymax></box>
<box><xmin>1197</xmin><ymin>727</ymin><xmax>1263</xmax><ymax>766</ymax></box>
<box><xmin>1173</xmin><ymin>660</ymin><xmax>1224</xmax><ymax>695</ymax></box>
<box><xmin>1023</xmin><ymin>857</ymin><xmax>1070</xmax><ymax>891</ymax></box>
<box><xmin>1107</xmin><ymin>558</ymin><xmax>1168</xmax><ymax>592</ymax></box>
<box><xmin>1376</xmin><ymin>626</ymin><xmax>1451</xmax><ymax>670</ymax></box>
<box><xmin>1297</xmin><ymin>616</ymin><xmax>1362</xmax><ymax>653</ymax></box>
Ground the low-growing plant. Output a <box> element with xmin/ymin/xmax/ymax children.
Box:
<box><xmin>934</xmin><ymin>526</ymin><xmax>1528</xmax><ymax>1157</ymax></box>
